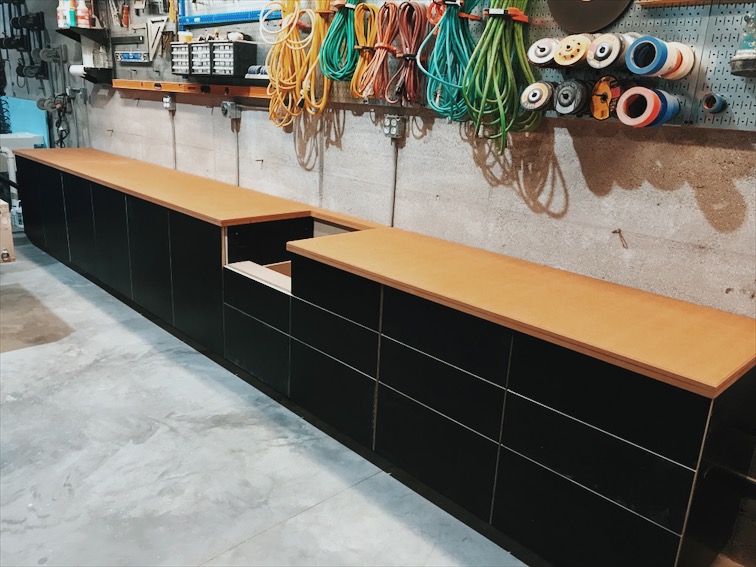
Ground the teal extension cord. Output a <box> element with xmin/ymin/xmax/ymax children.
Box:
<box><xmin>319</xmin><ymin>2</ymin><xmax>360</xmax><ymax>81</ymax></box>
<box><xmin>417</xmin><ymin>0</ymin><xmax>482</xmax><ymax>121</ymax></box>
<box><xmin>461</xmin><ymin>0</ymin><xmax>541</xmax><ymax>152</ymax></box>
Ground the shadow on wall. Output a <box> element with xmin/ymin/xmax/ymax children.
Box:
<box><xmin>287</xmin><ymin>109</ymin><xmax>345</xmax><ymax>170</ymax></box>
<box><xmin>461</xmin><ymin>120</ymin><xmax>568</xmax><ymax>219</ymax></box>
<box><xmin>565</xmin><ymin>118</ymin><xmax>754</xmax><ymax>233</ymax></box>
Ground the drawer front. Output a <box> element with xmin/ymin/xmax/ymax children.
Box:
<box><xmin>223</xmin><ymin>267</ymin><xmax>290</xmax><ymax>332</ymax></box>
<box><xmin>375</xmin><ymin>385</ymin><xmax>499</xmax><ymax>521</ymax></box>
<box><xmin>379</xmin><ymin>337</ymin><xmax>506</xmax><ymax>441</ymax></box>
<box><xmin>508</xmin><ymin>332</ymin><xmax>711</xmax><ymax>469</ymax></box>
<box><xmin>501</xmin><ymin>393</ymin><xmax>694</xmax><ymax>533</ymax></box>
<box><xmin>290</xmin><ymin>340</ymin><xmax>376</xmax><ymax>448</ymax></box>
<box><xmin>382</xmin><ymin>287</ymin><xmax>511</xmax><ymax>385</ymax></box>
<box><xmin>291</xmin><ymin>298</ymin><xmax>378</xmax><ymax>377</ymax></box>
<box><xmin>290</xmin><ymin>255</ymin><xmax>381</xmax><ymax>331</ymax></box>
<box><xmin>493</xmin><ymin>449</ymin><xmax>680</xmax><ymax>567</ymax></box>
<box><xmin>224</xmin><ymin>305</ymin><xmax>289</xmax><ymax>396</ymax></box>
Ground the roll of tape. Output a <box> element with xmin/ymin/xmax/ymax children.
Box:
<box><xmin>587</xmin><ymin>34</ymin><xmax>625</xmax><ymax>70</ymax></box>
<box><xmin>554</xmin><ymin>80</ymin><xmax>591</xmax><ymax>115</ymax></box>
<box><xmin>625</xmin><ymin>36</ymin><xmax>669</xmax><ymax>76</ymax></box>
<box><xmin>521</xmin><ymin>82</ymin><xmax>556</xmax><ymax>111</ymax></box>
<box><xmin>554</xmin><ymin>34</ymin><xmax>593</xmax><ymax>67</ymax></box>
<box><xmin>703</xmin><ymin>92</ymin><xmax>727</xmax><ymax>113</ymax></box>
<box><xmin>528</xmin><ymin>38</ymin><xmax>560</xmax><ymax>68</ymax></box>
<box><xmin>616</xmin><ymin>86</ymin><xmax>662</xmax><ymax>127</ymax></box>
<box><xmin>69</xmin><ymin>64</ymin><xmax>86</xmax><ymax>78</ymax></box>
<box><xmin>661</xmin><ymin>43</ymin><xmax>695</xmax><ymax>80</ymax></box>
<box><xmin>590</xmin><ymin>76</ymin><xmax>627</xmax><ymax>120</ymax></box>
<box><xmin>648</xmin><ymin>89</ymin><xmax>680</xmax><ymax>126</ymax></box>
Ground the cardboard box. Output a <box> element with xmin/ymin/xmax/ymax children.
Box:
<box><xmin>0</xmin><ymin>199</ymin><xmax>15</xmax><ymax>263</ymax></box>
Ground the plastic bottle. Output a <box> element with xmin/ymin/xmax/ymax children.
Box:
<box><xmin>76</xmin><ymin>0</ymin><xmax>90</xmax><ymax>28</ymax></box>
<box><xmin>57</xmin><ymin>0</ymin><xmax>68</xmax><ymax>28</ymax></box>
<box><xmin>68</xmin><ymin>0</ymin><xmax>77</xmax><ymax>28</ymax></box>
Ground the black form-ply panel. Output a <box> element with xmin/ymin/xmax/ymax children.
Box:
<box><xmin>224</xmin><ymin>305</ymin><xmax>290</xmax><ymax>395</ymax></box>
<box><xmin>169</xmin><ymin>211</ymin><xmax>223</xmax><ymax>355</ymax></box>
<box><xmin>14</xmin><ymin>156</ymin><xmax>46</xmax><ymax>248</ymax></box>
<box><xmin>91</xmin><ymin>183</ymin><xmax>132</xmax><ymax>299</ymax></box>
<box><xmin>227</xmin><ymin>217</ymin><xmax>313</xmax><ymax>264</ymax></box>
<box><xmin>290</xmin><ymin>255</ymin><xmax>381</xmax><ymax>330</ymax></box>
<box><xmin>290</xmin><ymin>340</ymin><xmax>375</xmax><ymax>448</ymax></box>
<box><xmin>508</xmin><ymin>331</ymin><xmax>710</xmax><ymax>469</ymax></box>
<box><xmin>380</xmin><ymin>337</ymin><xmax>505</xmax><ymax>441</ymax></box>
<box><xmin>679</xmin><ymin>368</ymin><xmax>756</xmax><ymax>567</ymax></box>
<box><xmin>38</xmin><ymin>165</ymin><xmax>70</xmax><ymax>263</ymax></box>
<box><xmin>501</xmin><ymin>393</ymin><xmax>694</xmax><ymax>533</ymax></box>
<box><xmin>127</xmin><ymin>196</ymin><xmax>173</xmax><ymax>324</ymax></box>
<box><xmin>375</xmin><ymin>385</ymin><xmax>498</xmax><ymax>521</ymax></box>
<box><xmin>291</xmin><ymin>298</ymin><xmax>378</xmax><ymax>377</ymax></box>
<box><xmin>492</xmin><ymin>449</ymin><xmax>681</xmax><ymax>567</ymax></box>
<box><xmin>62</xmin><ymin>173</ymin><xmax>97</xmax><ymax>274</ymax></box>
<box><xmin>223</xmin><ymin>267</ymin><xmax>289</xmax><ymax>332</ymax></box>
<box><xmin>382</xmin><ymin>287</ymin><xmax>511</xmax><ymax>385</ymax></box>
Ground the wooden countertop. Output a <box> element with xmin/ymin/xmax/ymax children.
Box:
<box><xmin>288</xmin><ymin>228</ymin><xmax>756</xmax><ymax>398</ymax></box>
<box><xmin>14</xmin><ymin>148</ymin><xmax>755</xmax><ymax>397</ymax></box>
<box><xmin>12</xmin><ymin>148</ymin><xmax>381</xmax><ymax>230</ymax></box>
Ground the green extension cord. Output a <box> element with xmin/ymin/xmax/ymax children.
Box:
<box><xmin>320</xmin><ymin>3</ymin><xmax>360</xmax><ymax>81</ymax></box>
<box><xmin>461</xmin><ymin>0</ymin><xmax>542</xmax><ymax>152</ymax></box>
<box><xmin>418</xmin><ymin>0</ymin><xmax>482</xmax><ymax>121</ymax></box>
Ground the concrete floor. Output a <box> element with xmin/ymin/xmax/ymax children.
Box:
<box><xmin>0</xmin><ymin>235</ymin><xmax>526</xmax><ymax>567</ymax></box>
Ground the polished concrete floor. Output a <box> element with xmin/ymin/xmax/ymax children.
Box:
<box><xmin>0</xmin><ymin>234</ymin><xmax>526</xmax><ymax>567</ymax></box>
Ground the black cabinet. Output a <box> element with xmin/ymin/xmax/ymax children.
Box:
<box><xmin>14</xmin><ymin>156</ymin><xmax>46</xmax><ymax>248</ymax></box>
<box><xmin>169</xmin><ymin>211</ymin><xmax>223</xmax><ymax>355</ymax></box>
<box><xmin>15</xmin><ymin>157</ymin><xmax>69</xmax><ymax>261</ymax></box>
<box><xmin>91</xmin><ymin>183</ymin><xmax>132</xmax><ymax>299</ymax></box>
<box><xmin>127</xmin><ymin>196</ymin><xmax>173</xmax><ymax>324</ymax></box>
<box><xmin>223</xmin><ymin>267</ymin><xmax>291</xmax><ymax>395</ymax></box>
<box><xmin>61</xmin><ymin>173</ymin><xmax>96</xmax><ymax>274</ymax></box>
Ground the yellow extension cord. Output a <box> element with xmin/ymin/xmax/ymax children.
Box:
<box><xmin>261</xmin><ymin>0</ymin><xmax>314</xmax><ymax>127</ymax></box>
<box><xmin>300</xmin><ymin>0</ymin><xmax>334</xmax><ymax>114</ymax></box>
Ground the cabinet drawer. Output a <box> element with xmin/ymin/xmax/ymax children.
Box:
<box><xmin>382</xmin><ymin>287</ymin><xmax>510</xmax><ymax>385</ymax></box>
<box><xmin>227</xmin><ymin>217</ymin><xmax>313</xmax><ymax>265</ymax></box>
<box><xmin>375</xmin><ymin>385</ymin><xmax>498</xmax><ymax>521</ymax></box>
<box><xmin>290</xmin><ymin>340</ymin><xmax>375</xmax><ymax>448</ymax></box>
<box><xmin>501</xmin><ymin>393</ymin><xmax>694</xmax><ymax>533</ymax></box>
<box><xmin>224</xmin><ymin>267</ymin><xmax>290</xmax><ymax>333</ymax></box>
<box><xmin>508</xmin><ymin>332</ymin><xmax>711</xmax><ymax>469</ymax></box>
<box><xmin>290</xmin><ymin>255</ymin><xmax>380</xmax><ymax>330</ymax></box>
<box><xmin>224</xmin><ymin>305</ymin><xmax>289</xmax><ymax>396</ymax></box>
<box><xmin>493</xmin><ymin>449</ymin><xmax>680</xmax><ymax>567</ymax></box>
<box><xmin>379</xmin><ymin>337</ymin><xmax>505</xmax><ymax>441</ymax></box>
<box><xmin>291</xmin><ymin>298</ymin><xmax>378</xmax><ymax>377</ymax></box>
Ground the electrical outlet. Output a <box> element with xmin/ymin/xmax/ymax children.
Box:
<box><xmin>162</xmin><ymin>94</ymin><xmax>175</xmax><ymax>111</ymax></box>
<box><xmin>382</xmin><ymin>115</ymin><xmax>406</xmax><ymax>139</ymax></box>
<box><xmin>220</xmin><ymin>101</ymin><xmax>241</xmax><ymax>119</ymax></box>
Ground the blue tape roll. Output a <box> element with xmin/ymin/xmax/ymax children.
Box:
<box><xmin>649</xmin><ymin>89</ymin><xmax>680</xmax><ymax>126</ymax></box>
<box><xmin>703</xmin><ymin>93</ymin><xmax>727</xmax><ymax>113</ymax></box>
<box><xmin>625</xmin><ymin>36</ymin><xmax>668</xmax><ymax>76</ymax></box>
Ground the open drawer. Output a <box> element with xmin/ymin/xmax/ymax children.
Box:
<box><xmin>224</xmin><ymin>215</ymin><xmax>359</xmax><ymax>296</ymax></box>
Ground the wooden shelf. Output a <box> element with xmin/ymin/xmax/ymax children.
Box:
<box><xmin>112</xmin><ymin>79</ymin><xmax>270</xmax><ymax>99</ymax></box>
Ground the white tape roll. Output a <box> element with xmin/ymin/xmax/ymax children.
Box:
<box><xmin>69</xmin><ymin>64</ymin><xmax>86</xmax><ymax>78</ymax></box>
<box><xmin>661</xmin><ymin>43</ymin><xmax>696</xmax><ymax>80</ymax></box>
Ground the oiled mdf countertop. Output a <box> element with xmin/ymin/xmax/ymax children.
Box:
<box><xmin>288</xmin><ymin>227</ymin><xmax>756</xmax><ymax>399</ymax></box>
<box><xmin>13</xmin><ymin>148</ymin><xmax>359</xmax><ymax>228</ymax></box>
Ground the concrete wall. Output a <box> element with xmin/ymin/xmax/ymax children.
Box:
<box><xmin>83</xmin><ymin>91</ymin><xmax>756</xmax><ymax>319</ymax></box>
